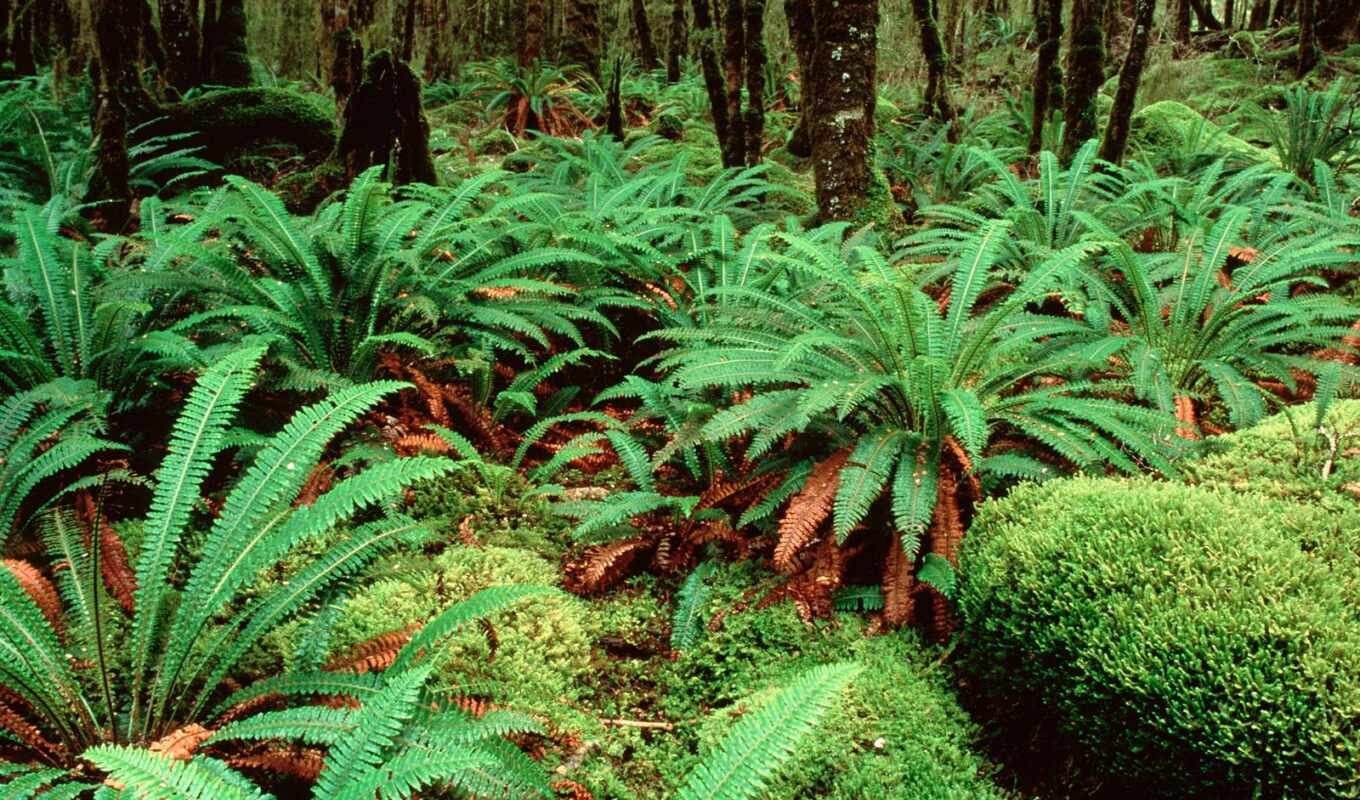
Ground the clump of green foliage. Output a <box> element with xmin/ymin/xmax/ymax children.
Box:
<box><xmin>957</xmin><ymin>476</ymin><xmax>1360</xmax><ymax>799</ymax></box>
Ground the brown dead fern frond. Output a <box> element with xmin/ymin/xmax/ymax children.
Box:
<box><xmin>773</xmin><ymin>450</ymin><xmax>849</xmax><ymax>573</ymax></box>
<box><xmin>148</xmin><ymin>723</ymin><xmax>213</xmax><ymax>762</ymax></box>
<box><xmin>3</xmin><ymin>560</ymin><xmax>63</xmax><ymax>634</ymax></box>
<box><xmin>881</xmin><ymin>534</ymin><xmax>917</xmax><ymax>628</ymax></box>
<box><xmin>564</xmin><ymin>536</ymin><xmax>655</xmax><ymax>595</ymax></box>
<box><xmin>325</xmin><ymin>624</ymin><xmax>421</xmax><ymax>674</ymax></box>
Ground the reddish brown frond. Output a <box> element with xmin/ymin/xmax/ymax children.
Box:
<box><xmin>393</xmin><ymin>433</ymin><xmax>452</xmax><ymax>455</ymax></box>
<box><xmin>3</xmin><ymin>560</ymin><xmax>63</xmax><ymax>634</ymax></box>
<box><xmin>228</xmin><ymin>746</ymin><xmax>325</xmax><ymax>783</ymax></box>
<box><xmin>564</xmin><ymin>536</ymin><xmax>655</xmax><ymax>595</ymax></box>
<box><xmin>553</xmin><ymin>779</ymin><xmax>595</xmax><ymax>800</ymax></box>
<box><xmin>881</xmin><ymin>534</ymin><xmax>916</xmax><ymax>628</ymax></box>
<box><xmin>443</xmin><ymin>384</ymin><xmax>516</xmax><ymax>456</ymax></box>
<box><xmin>148</xmin><ymin>723</ymin><xmax>213</xmax><ymax>761</ymax></box>
<box><xmin>0</xmin><ymin>699</ymin><xmax>61</xmax><ymax>759</ymax></box>
<box><xmin>697</xmin><ymin>469</ymin><xmax>782</xmax><ymax>513</ymax></box>
<box><xmin>1174</xmin><ymin>395</ymin><xmax>1200</xmax><ymax>441</ymax></box>
<box><xmin>773</xmin><ymin>450</ymin><xmax>849</xmax><ymax>573</ymax></box>
<box><xmin>97</xmin><ymin>524</ymin><xmax>138</xmax><ymax>615</ymax></box>
<box><xmin>325</xmin><ymin>624</ymin><xmax>421</xmax><ymax>674</ymax></box>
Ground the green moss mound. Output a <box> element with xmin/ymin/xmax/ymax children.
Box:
<box><xmin>1182</xmin><ymin>400</ymin><xmax>1360</xmax><ymax>516</ymax></box>
<box><xmin>333</xmin><ymin>544</ymin><xmax>592</xmax><ymax>728</ymax></box>
<box><xmin>1128</xmin><ymin>99</ymin><xmax>1275</xmax><ymax>165</ymax></box>
<box><xmin>957</xmin><ymin>477</ymin><xmax>1360</xmax><ymax>799</ymax></box>
<box><xmin>153</xmin><ymin>87</ymin><xmax>336</xmax><ymax>168</ymax></box>
<box><xmin>573</xmin><ymin>563</ymin><xmax>1006</xmax><ymax>799</ymax></box>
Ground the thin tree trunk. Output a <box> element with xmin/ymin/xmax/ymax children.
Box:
<box><xmin>1060</xmin><ymin>0</ymin><xmax>1107</xmax><ymax>162</ymax></box>
<box><xmin>12</xmin><ymin>2</ymin><xmax>35</xmax><ymax>74</ymax></box>
<box><xmin>520</xmin><ymin>0</ymin><xmax>545</xmax><ymax>66</ymax></box>
<box><xmin>1248</xmin><ymin>0</ymin><xmax>1271</xmax><ymax>27</ymax></box>
<box><xmin>87</xmin><ymin>0</ymin><xmax>136</xmax><ymax>232</ymax></box>
<box><xmin>743</xmin><ymin>0</ymin><xmax>767</xmax><ymax>164</ymax></box>
<box><xmin>785</xmin><ymin>0</ymin><xmax>816</xmax><ymax>157</ymax></box>
<box><xmin>1272</xmin><ymin>0</ymin><xmax>1295</xmax><ymax>24</ymax></box>
<box><xmin>693</xmin><ymin>0</ymin><xmax>729</xmax><ymax>148</ymax></box>
<box><xmin>634</xmin><ymin>0</ymin><xmax>661</xmax><ymax>68</ymax></box>
<box><xmin>400</xmin><ymin>0</ymin><xmax>418</xmax><ymax>62</ymax></box>
<box><xmin>810</xmin><ymin>0</ymin><xmax>878</xmax><ymax>221</ymax></box>
<box><xmin>722</xmin><ymin>0</ymin><xmax>747</xmax><ymax>166</ymax></box>
<box><xmin>564</xmin><ymin>0</ymin><xmax>602</xmax><ymax>77</ymax></box>
<box><xmin>205</xmin><ymin>0</ymin><xmax>251</xmax><ymax>86</ymax></box>
<box><xmin>667</xmin><ymin>0</ymin><xmax>686</xmax><ymax>82</ymax></box>
<box><xmin>1028</xmin><ymin>0</ymin><xmax>1063</xmax><ymax>155</ymax></box>
<box><xmin>0</xmin><ymin>0</ymin><xmax>8</xmax><ymax>65</ymax></box>
<box><xmin>909</xmin><ymin>0</ymin><xmax>957</xmax><ymax>132</ymax></box>
<box><xmin>1188</xmin><ymin>0</ymin><xmax>1222</xmax><ymax>28</ymax></box>
<box><xmin>1297</xmin><ymin>0</ymin><xmax>1318</xmax><ymax>76</ymax></box>
<box><xmin>1099</xmin><ymin>0</ymin><xmax>1153</xmax><ymax>165</ymax></box>
<box><xmin>1175</xmin><ymin>0</ymin><xmax>1191</xmax><ymax>44</ymax></box>
<box><xmin>1225</xmin><ymin>0</ymin><xmax>1236</xmax><ymax>27</ymax></box>
<box><xmin>159</xmin><ymin>0</ymin><xmax>202</xmax><ymax>92</ymax></box>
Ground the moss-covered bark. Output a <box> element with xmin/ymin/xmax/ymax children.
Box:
<box><xmin>205</xmin><ymin>0</ymin><xmax>252</xmax><ymax>86</ymax></box>
<box><xmin>721</xmin><ymin>0</ymin><xmax>748</xmax><ymax>166</ymax></box>
<box><xmin>1175</xmin><ymin>0</ymin><xmax>1192</xmax><ymax>44</ymax></box>
<box><xmin>563</xmin><ymin>0</ymin><xmax>602</xmax><ymax>78</ymax></box>
<box><xmin>1297</xmin><ymin>0</ymin><xmax>1319</xmax><ymax>77</ymax></box>
<box><xmin>1059</xmin><ymin>0</ymin><xmax>1107</xmax><ymax>163</ymax></box>
<box><xmin>743</xmin><ymin>0</ymin><xmax>767</xmax><ymax>165</ymax></box>
<box><xmin>634</xmin><ymin>0</ymin><xmax>661</xmax><ymax>69</ymax></box>
<box><xmin>909</xmin><ymin>0</ymin><xmax>956</xmax><ymax>133</ymax></box>
<box><xmin>333</xmin><ymin>50</ymin><xmax>436</xmax><ymax>185</ymax></box>
<box><xmin>785</xmin><ymin>0</ymin><xmax>816</xmax><ymax>157</ymax></box>
<box><xmin>152</xmin><ymin>87</ymin><xmax>336</xmax><ymax>168</ymax></box>
<box><xmin>1100</xmin><ymin>0</ymin><xmax>1154</xmax><ymax>165</ymax></box>
<box><xmin>809</xmin><ymin>0</ymin><xmax>879</xmax><ymax>222</ymax></box>
<box><xmin>692</xmin><ymin>0</ymin><xmax>730</xmax><ymax>151</ymax></box>
<box><xmin>520</xmin><ymin>0</ymin><xmax>546</xmax><ymax>66</ymax></box>
<box><xmin>86</xmin><ymin>0</ymin><xmax>139</xmax><ymax>232</ymax></box>
<box><xmin>158</xmin><ymin>0</ymin><xmax>202</xmax><ymax>92</ymax></box>
<box><xmin>1247</xmin><ymin>0</ymin><xmax>1271</xmax><ymax>28</ymax></box>
<box><xmin>667</xmin><ymin>0</ymin><xmax>686</xmax><ymax>83</ymax></box>
<box><xmin>1027</xmin><ymin>0</ymin><xmax>1063</xmax><ymax>155</ymax></box>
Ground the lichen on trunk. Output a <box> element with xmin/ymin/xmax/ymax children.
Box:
<box><xmin>1059</xmin><ymin>0</ymin><xmax>1107</xmax><ymax>163</ymax></box>
<box><xmin>809</xmin><ymin>0</ymin><xmax>882</xmax><ymax>223</ymax></box>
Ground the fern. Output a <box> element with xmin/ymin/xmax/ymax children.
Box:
<box><xmin>670</xmin><ymin>561</ymin><xmax>718</xmax><ymax>652</ymax></box>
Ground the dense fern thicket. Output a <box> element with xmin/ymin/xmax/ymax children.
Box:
<box><xmin>2</xmin><ymin>0</ymin><xmax>1360</xmax><ymax>797</ymax></box>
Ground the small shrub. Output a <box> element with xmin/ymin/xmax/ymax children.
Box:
<box><xmin>957</xmin><ymin>477</ymin><xmax>1360</xmax><ymax>799</ymax></box>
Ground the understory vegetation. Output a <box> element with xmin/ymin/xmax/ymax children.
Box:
<box><xmin>1</xmin><ymin>0</ymin><xmax>1359</xmax><ymax>797</ymax></box>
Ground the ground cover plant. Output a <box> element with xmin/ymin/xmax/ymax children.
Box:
<box><xmin>1</xmin><ymin>0</ymin><xmax>1359</xmax><ymax>797</ymax></box>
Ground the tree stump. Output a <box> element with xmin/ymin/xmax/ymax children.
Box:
<box><xmin>333</xmin><ymin>49</ymin><xmax>436</xmax><ymax>186</ymax></box>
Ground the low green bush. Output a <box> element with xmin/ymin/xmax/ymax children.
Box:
<box><xmin>957</xmin><ymin>477</ymin><xmax>1360</xmax><ymax>799</ymax></box>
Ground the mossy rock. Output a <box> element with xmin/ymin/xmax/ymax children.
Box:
<box><xmin>152</xmin><ymin>87</ymin><xmax>336</xmax><ymax>167</ymax></box>
<box><xmin>1181</xmin><ymin>400</ymin><xmax>1360</xmax><ymax>517</ymax></box>
<box><xmin>274</xmin><ymin>160</ymin><xmax>345</xmax><ymax>213</ymax></box>
<box><xmin>332</xmin><ymin>545</ymin><xmax>592</xmax><ymax>729</ymax></box>
<box><xmin>958</xmin><ymin>477</ymin><xmax>1360</xmax><ymax>799</ymax></box>
<box><xmin>1127</xmin><ymin>100</ymin><xmax>1275</xmax><ymax>165</ymax></box>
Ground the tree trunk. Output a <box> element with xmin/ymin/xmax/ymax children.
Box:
<box><xmin>1318</xmin><ymin>0</ymin><xmax>1360</xmax><ymax>46</ymax></box>
<box><xmin>159</xmin><ymin>0</ymin><xmax>202</xmax><ymax>92</ymax></box>
<box><xmin>1099</xmin><ymin>0</ymin><xmax>1153</xmax><ymax>165</ymax></box>
<box><xmin>909</xmin><ymin>0</ymin><xmax>957</xmax><ymax>131</ymax></box>
<box><xmin>1175</xmin><ymin>0</ymin><xmax>1191</xmax><ymax>44</ymax></box>
<box><xmin>785</xmin><ymin>0</ymin><xmax>816</xmax><ymax>157</ymax></box>
<box><xmin>1225</xmin><ymin>0</ymin><xmax>1236</xmax><ymax>27</ymax></box>
<box><xmin>1272</xmin><ymin>0</ymin><xmax>1295</xmax><ymax>24</ymax></box>
<box><xmin>400</xmin><ymin>0</ymin><xmax>418</xmax><ymax>62</ymax></box>
<box><xmin>87</xmin><ymin>0</ymin><xmax>137</xmax><ymax>232</ymax></box>
<box><xmin>1028</xmin><ymin>0</ymin><xmax>1063</xmax><ymax>155</ymax></box>
<box><xmin>1060</xmin><ymin>0</ymin><xmax>1106</xmax><ymax>163</ymax></box>
<box><xmin>810</xmin><ymin>0</ymin><xmax>878</xmax><ymax>221</ymax></box>
<box><xmin>1247</xmin><ymin>0</ymin><xmax>1271</xmax><ymax>27</ymax></box>
<box><xmin>722</xmin><ymin>0</ymin><xmax>747</xmax><ymax>166</ymax></box>
<box><xmin>743</xmin><ymin>0</ymin><xmax>767</xmax><ymax>165</ymax></box>
<box><xmin>563</xmin><ymin>0</ymin><xmax>602</xmax><ymax>77</ymax></box>
<box><xmin>1188</xmin><ymin>0</ymin><xmax>1222</xmax><ymax>29</ymax></box>
<box><xmin>12</xmin><ymin>2</ymin><xmax>35</xmax><ymax>74</ymax></box>
<box><xmin>333</xmin><ymin>49</ymin><xmax>436</xmax><ymax>185</ymax></box>
<box><xmin>634</xmin><ymin>0</ymin><xmax>661</xmax><ymax>69</ymax></box>
<box><xmin>331</xmin><ymin>27</ymin><xmax>365</xmax><ymax>122</ymax></box>
<box><xmin>693</xmin><ymin>0</ymin><xmax>729</xmax><ymax>149</ymax></box>
<box><xmin>205</xmin><ymin>0</ymin><xmax>251</xmax><ymax>86</ymax></box>
<box><xmin>520</xmin><ymin>0</ymin><xmax>545</xmax><ymax>66</ymax></box>
<box><xmin>1297</xmin><ymin>0</ymin><xmax>1318</xmax><ymax>77</ymax></box>
<box><xmin>607</xmin><ymin>57</ymin><xmax>625</xmax><ymax>138</ymax></box>
<box><xmin>667</xmin><ymin>0</ymin><xmax>686</xmax><ymax>82</ymax></box>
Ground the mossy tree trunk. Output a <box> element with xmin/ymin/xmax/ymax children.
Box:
<box><xmin>667</xmin><ymin>0</ymin><xmax>686</xmax><ymax>83</ymax></box>
<box><xmin>1247</xmin><ymin>0</ymin><xmax>1271</xmax><ymax>27</ymax></box>
<box><xmin>563</xmin><ymin>0</ymin><xmax>601</xmax><ymax>78</ymax></box>
<box><xmin>721</xmin><ymin>0</ymin><xmax>748</xmax><ymax>166</ymax></box>
<box><xmin>1060</xmin><ymin>0</ymin><xmax>1106</xmax><ymax>163</ymax></box>
<box><xmin>159</xmin><ymin>0</ymin><xmax>202</xmax><ymax>92</ymax></box>
<box><xmin>1297</xmin><ymin>0</ymin><xmax>1318</xmax><ymax>76</ymax></box>
<box><xmin>1188</xmin><ymin>0</ymin><xmax>1222</xmax><ymax>29</ymax></box>
<box><xmin>1175</xmin><ymin>0</ymin><xmax>1192</xmax><ymax>44</ymax></box>
<box><xmin>87</xmin><ymin>0</ymin><xmax>138</xmax><ymax>232</ymax></box>
<box><xmin>1225</xmin><ymin>0</ymin><xmax>1236</xmax><ymax>27</ymax></box>
<box><xmin>520</xmin><ymin>0</ymin><xmax>545</xmax><ymax>66</ymax></box>
<box><xmin>334</xmin><ymin>50</ymin><xmax>436</xmax><ymax>185</ymax></box>
<box><xmin>785</xmin><ymin>0</ymin><xmax>816</xmax><ymax>157</ymax></box>
<box><xmin>331</xmin><ymin>27</ymin><xmax>365</xmax><ymax>121</ymax></box>
<box><xmin>909</xmin><ymin>0</ymin><xmax>957</xmax><ymax>133</ymax></box>
<box><xmin>12</xmin><ymin>2</ymin><xmax>35</xmax><ymax>74</ymax></box>
<box><xmin>634</xmin><ymin>0</ymin><xmax>662</xmax><ymax>69</ymax></box>
<box><xmin>1272</xmin><ymin>0</ymin><xmax>1296</xmax><ymax>24</ymax></box>
<box><xmin>1318</xmin><ymin>0</ymin><xmax>1360</xmax><ymax>45</ymax></box>
<box><xmin>743</xmin><ymin>0</ymin><xmax>767</xmax><ymax>165</ymax></box>
<box><xmin>400</xmin><ymin>0</ymin><xmax>418</xmax><ymax>62</ymax></box>
<box><xmin>809</xmin><ymin>0</ymin><xmax>878</xmax><ymax>222</ymax></box>
<box><xmin>1027</xmin><ymin>0</ymin><xmax>1062</xmax><ymax>155</ymax></box>
<box><xmin>1099</xmin><ymin>0</ymin><xmax>1154</xmax><ymax>165</ymax></box>
<box><xmin>692</xmin><ymin>0</ymin><xmax>729</xmax><ymax>150</ymax></box>
<box><xmin>205</xmin><ymin>0</ymin><xmax>252</xmax><ymax>86</ymax></box>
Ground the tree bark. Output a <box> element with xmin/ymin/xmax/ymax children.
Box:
<box><xmin>667</xmin><ymin>0</ymin><xmax>686</xmax><ymax>82</ymax></box>
<box><xmin>1297</xmin><ymin>0</ymin><xmax>1318</xmax><ymax>77</ymax></box>
<box><xmin>159</xmin><ymin>0</ymin><xmax>202</xmax><ymax>92</ymax></box>
<box><xmin>634</xmin><ymin>0</ymin><xmax>661</xmax><ymax>69</ymax></box>
<box><xmin>87</xmin><ymin>0</ymin><xmax>137</xmax><ymax>232</ymax></box>
<box><xmin>1028</xmin><ymin>0</ymin><xmax>1063</xmax><ymax>155</ymax></box>
<box><xmin>12</xmin><ymin>2</ymin><xmax>35</xmax><ymax>74</ymax></box>
<box><xmin>809</xmin><ymin>0</ymin><xmax>878</xmax><ymax>221</ymax></box>
<box><xmin>1318</xmin><ymin>0</ymin><xmax>1360</xmax><ymax>46</ymax></box>
<box><xmin>693</xmin><ymin>0</ymin><xmax>729</xmax><ymax>149</ymax></box>
<box><xmin>1175</xmin><ymin>0</ymin><xmax>1191</xmax><ymax>44</ymax></box>
<box><xmin>785</xmin><ymin>0</ymin><xmax>816</xmax><ymax>157</ymax></box>
<box><xmin>722</xmin><ymin>0</ymin><xmax>748</xmax><ymax>166</ymax></box>
<box><xmin>563</xmin><ymin>0</ymin><xmax>602</xmax><ymax>77</ymax></box>
<box><xmin>1272</xmin><ymin>0</ymin><xmax>1296</xmax><ymax>24</ymax></box>
<box><xmin>1247</xmin><ymin>0</ymin><xmax>1271</xmax><ymax>27</ymax></box>
<box><xmin>1225</xmin><ymin>0</ymin><xmax>1236</xmax><ymax>27</ymax></box>
<box><xmin>1060</xmin><ymin>0</ymin><xmax>1106</xmax><ymax>163</ymax></box>
<box><xmin>1099</xmin><ymin>0</ymin><xmax>1153</xmax><ymax>165</ymax></box>
<box><xmin>520</xmin><ymin>0</ymin><xmax>545</xmax><ymax>66</ymax></box>
<box><xmin>205</xmin><ymin>0</ymin><xmax>251</xmax><ymax>86</ymax></box>
<box><xmin>333</xmin><ymin>49</ymin><xmax>436</xmax><ymax>185</ymax></box>
<box><xmin>743</xmin><ymin>0</ymin><xmax>767</xmax><ymax>165</ymax></box>
<box><xmin>1188</xmin><ymin>0</ymin><xmax>1222</xmax><ymax>29</ymax></box>
<box><xmin>909</xmin><ymin>0</ymin><xmax>956</xmax><ymax>131</ymax></box>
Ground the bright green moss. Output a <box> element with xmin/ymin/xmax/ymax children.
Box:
<box><xmin>958</xmin><ymin>477</ymin><xmax>1360</xmax><ymax>799</ymax></box>
<box><xmin>156</xmin><ymin>87</ymin><xmax>336</xmax><ymax>160</ymax></box>
<box><xmin>1128</xmin><ymin>100</ymin><xmax>1275</xmax><ymax>165</ymax></box>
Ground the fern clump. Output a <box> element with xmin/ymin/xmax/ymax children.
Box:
<box><xmin>957</xmin><ymin>477</ymin><xmax>1360</xmax><ymax>798</ymax></box>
